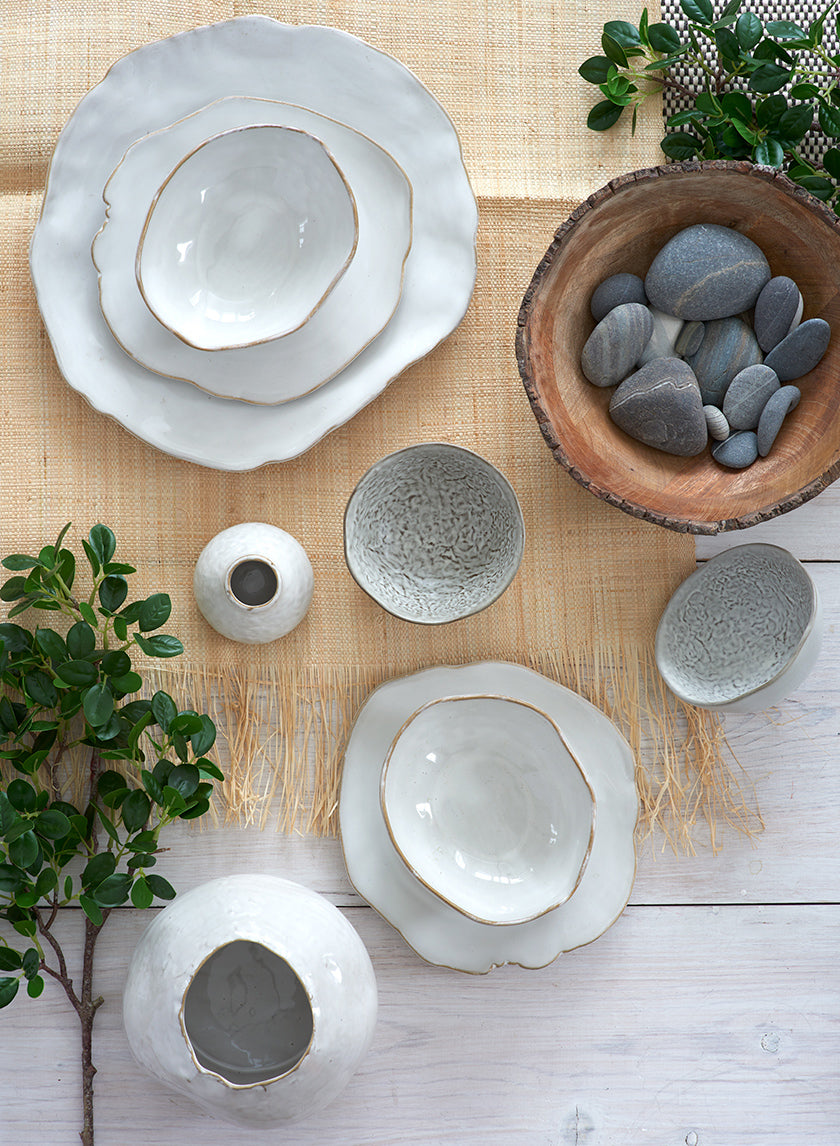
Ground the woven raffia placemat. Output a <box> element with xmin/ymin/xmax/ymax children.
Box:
<box><xmin>0</xmin><ymin>0</ymin><xmax>753</xmax><ymax>848</ymax></box>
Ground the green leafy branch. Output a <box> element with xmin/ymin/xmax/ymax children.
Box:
<box><xmin>579</xmin><ymin>0</ymin><xmax>840</xmax><ymax>211</ymax></box>
<box><xmin>0</xmin><ymin>523</ymin><xmax>223</xmax><ymax>1145</ymax></box>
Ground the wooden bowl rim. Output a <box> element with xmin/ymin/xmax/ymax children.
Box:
<box><xmin>515</xmin><ymin>159</ymin><xmax>840</xmax><ymax>535</ymax></box>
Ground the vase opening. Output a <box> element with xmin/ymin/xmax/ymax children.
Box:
<box><xmin>227</xmin><ymin>558</ymin><xmax>280</xmax><ymax>608</ymax></box>
<box><xmin>182</xmin><ymin>940</ymin><xmax>314</xmax><ymax>1086</ymax></box>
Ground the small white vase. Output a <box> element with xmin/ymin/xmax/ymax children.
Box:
<box><xmin>122</xmin><ymin>874</ymin><xmax>377</xmax><ymax>1127</ymax></box>
<box><xmin>193</xmin><ymin>522</ymin><xmax>313</xmax><ymax>643</ymax></box>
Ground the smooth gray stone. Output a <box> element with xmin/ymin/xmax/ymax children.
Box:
<box><xmin>609</xmin><ymin>357</ymin><xmax>707</xmax><ymax>456</ymax></box>
<box><xmin>581</xmin><ymin>302</ymin><xmax>653</xmax><ymax>387</ymax></box>
<box><xmin>763</xmin><ymin>317</ymin><xmax>831</xmax><ymax>382</ymax></box>
<box><xmin>753</xmin><ymin>276</ymin><xmax>803</xmax><ymax>352</ymax></box>
<box><xmin>712</xmin><ymin>430</ymin><xmax>759</xmax><ymax>469</ymax></box>
<box><xmin>590</xmin><ymin>273</ymin><xmax>648</xmax><ymax>322</ymax></box>
<box><xmin>722</xmin><ymin>363</ymin><xmax>780</xmax><ymax>430</ymax></box>
<box><xmin>687</xmin><ymin>316</ymin><xmax>763</xmax><ymax>406</ymax></box>
<box><xmin>637</xmin><ymin>307</ymin><xmax>684</xmax><ymax>366</ymax></box>
<box><xmin>675</xmin><ymin>321</ymin><xmax>705</xmax><ymax>358</ymax></box>
<box><xmin>644</xmin><ymin>223</ymin><xmax>771</xmax><ymax>320</ymax></box>
<box><xmin>756</xmin><ymin>385</ymin><xmax>801</xmax><ymax>456</ymax></box>
<box><xmin>703</xmin><ymin>405</ymin><xmax>730</xmax><ymax>441</ymax></box>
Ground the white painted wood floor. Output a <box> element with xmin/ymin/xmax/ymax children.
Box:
<box><xmin>2</xmin><ymin>487</ymin><xmax>840</xmax><ymax>1145</ymax></box>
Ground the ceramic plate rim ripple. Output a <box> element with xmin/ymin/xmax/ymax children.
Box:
<box><xmin>135</xmin><ymin>123</ymin><xmax>360</xmax><ymax>351</ymax></box>
<box><xmin>30</xmin><ymin>16</ymin><xmax>478</xmax><ymax>469</ymax></box>
<box><xmin>379</xmin><ymin>693</ymin><xmax>597</xmax><ymax>926</ymax></box>
<box><xmin>91</xmin><ymin>95</ymin><xmax>414</xmax><ymax>405</ymax></box>
<box><xmin>339</xmin><ymin>661</ymin><xmax>638</xmax><ymax>973</ymax></box>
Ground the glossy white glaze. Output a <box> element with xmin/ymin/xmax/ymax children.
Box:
<box><xmin>137</xmin><ymin>126</ymin><xmax>358</xmax><ymax>350</ymax></box>
<box><xmin>122</xmin><ymin>874</ymin><xmax>378</xmax><ymax>1128</ymax></box>
<box><xmin>339</xmin><ymin>661</ymin><xmax>638</xmax><ymax>973</ymax></box>
<box><xmin>30</xmin><ymin>17</ymin><xmax>477</xmax><ymax>468</ymax></box>
<box><xmin>380</xmin><ymin>695</ymin><xmax>595</xmax><ymax>926</ymax></box>
<box><xmin>93</xmin><ymin>97</ymin><xmax>411</xmax><ymax>404</ymax></box>
<box><xmin>193</xmin><ymin>522</ymin><xmax>313</xmax><ymax>644</ymax></box>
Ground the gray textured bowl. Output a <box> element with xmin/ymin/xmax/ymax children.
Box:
<box><xmin>655</xmin><ymin>543</ymin><xmax>822</xmax><ymax>712</ymax></box>
<box><xmin>344</xmin><ymin>443</ymin><xmax>524</xmax><ymax>623</ymax></box>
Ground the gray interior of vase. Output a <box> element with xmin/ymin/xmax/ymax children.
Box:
<box><xmin>183</xmin><ymin>940</ymin><xmax>314</xmax><ymax>1084</ymax></box>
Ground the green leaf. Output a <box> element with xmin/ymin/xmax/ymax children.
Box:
<box><xmin>81</xmin><ymin>540</ymin><xmax>100</xmax><ymax>577</ymax></box>
<box><xmin>121</xmin><ymin>699</ymin><xmax>152</xmax><ymax>724</ymax></box>
<box><xmin>63</xmin><ymin>875</ymin><xmax>73</xmax><ymax>900</ymax></box>
<box><xmin>146</xmin><ymin>873</ymin><xmax>176</xmax><ymax>901</ymax></box>
<box><xmin>35</xmin><ymin>868</ymin><xmax>58</xmax><ymax>897</ymax></box>
<box><xmin>126</xmin><ymin>852</ymin><xmax>156</xmax><ymax>870</ymax></box>
<box><xmin>66</xmin><ymin>621</ymin><xmax>96</xmax><ymax>659</ymax></box>
<box><xmin>7</xmin><ymin>779</ymin><xmax>37</xmax><ymax>813</ymax></box>
<box><xmin>94</xmin><ymin>804</ymin><xmax>121</xmax><ymax>844</ymax></box>
<box><xmin>578</xmin><ymin>55</ymin><xmax>613</xmax><ymax>83</ymax></box>
<box><xmin>648</xmin><ymin>22</ymin><xmax>681</xmax><ymax>52</ymax></box>
<box><xmin>166</xmin><ymin>764</ymin><xmax>199</xmax><ymax>800</ymax></box>
<box><xmin>99</xmin><ymin>650</ymin><xmax>131</xmax><ymax>678</ymax></box>
<box><xmin>603</xmin><ymin>20</ymin><xmax>642</xmax><ymax>48</ymax></box>
<box><xmin>122</xmin><ymin>790</ymin><xmax>151</xmax><ymax>832</ymax></box>
<box><xmin>112</xmin><ymin>616</ymin><xmax>128</xmax><ymax>641</ymax></box>
<box><xmin>179</xmin><ymin>798</ymin><xmax>211</xmax><ymax>821</ymax></box>
<box><xmin>749</xmin><ymin>63</ymin><xmax>792</xmax><ymax>94</ymax></box>
<box><xmin>169</xmin><ymin>712</ymin><xmax>203</xmax><ymax>737</ymax></box>
<box><xmin>789</xmin><ymin>82</ymin><xmax>820</xmax><ymax>100</ymax></box>
<box><xmin>55</xmin><ymin>659</ymin><xmax>98</xmax><ymax>687</ymax></box>
<box><xmin>35</xmin><ymin>809</ymin><xmax>71</xmax><ymax>840</ymax></box>
<box><xmin>23</xmin><ymin>671</ymin><xmax>58</xmax><ymax>709</ymax></box>
<box><xmin>714</xmin><ymin>27</ymin><xmax>740</xmax><ymax>59</ymax></box>
<box><xmin>103</xmin><ymin>562</ymin><xmax>136</xmax><ymax>576</ymax></box>
<box><xmin>152</xmin><ymin>759</ymin><xmax>174</xmax><ymax>787</ymax></box>
<box><xmin>753</xmin><ymin>138</ymin><xmax>785</xmax><ymax>166</ymax></box>
<box><xmin>9</xmin><ymin>831</ymin><xmax>39</xmax><ymax>869</ymax></box>
<box><xmin>795</xmin><ymin>174</ymin><xmax>835</xmax><ymax>200</ymax></box>
<box><xmin>79</xmin><ymin>895</ymin><xmax>103</xmax><ymax>926</ymax></box>
<box><xmin>2</xmin><ymin>555</ymin><xmax>43</xmax><ymax>571</ymax></box>
<box><xmin>82</xmin><ymin>851</ymin><xmax>117</xmax><ymax>888</ymax></box>
<box><xmin>21</xmin><ymin>947</ymin><xmax>39</xmax><ymax>978</ymax></box>
<box><xmin>26</xmin><ymin>975</ymin><xmax>44</xmax><ymax>998</ymax></box>
<box><xmin>150</xmin><ymin>690</ymin><xmax>177</xmax><ymax>732</ymax></box>
<box><xmin>141</xmin><ymin>769</ymin><xmax>164</xmax><ymax>804</ymax></box>
<box><xmin>128</xmin><ymin>829</ymin><xmax>160</xmax><ymax>853</ymax></box>
<box><xmin>765</xmin><ymin>19</ymin><xmax>807</xmax><ymax>39</ymax></box>
<box><xmin>98</xmin><ymin>770</ymin><xmax>129</xmax><ymax>801</ymax></box>
<box><xmin>823</xmin><ymin>147</ymin><xmax>840</xmax><ymax>180</ymax></box>
<box><xmin>89</xmin><ymin>525</ymin><xmax>116</xmax><ymax>566</ymax></box>
<box><xmin>756</xmin><ymin>94</ymin><xmax>787</xmax><ymax>128</ymax></box>
<box><xmin>730</xmin><ymin>118</ymin><xmax>759</xmax><ymax>143</ymax></box>
<box><xmin>191</xmin><ymin>716</ymin><xmax>216</xmax><ymax>758</ymax></box>
<box><xmin>12</xmin><ymin>919</ymin><xmax>36</xmax><ymax>939</ymax></box>
<box><xmin>0</xmin><ymin>949</ymin><xmax>22</xmax><ymax>971</ymax></box>
<box><xmin>55</xmin><ymin>549</ymin><xmax>75</xmax><ymax>592</ymax></box>
<box><xmin>600</xmin><ymin>31</ymin><xmax>628</xmax><ymax>67</ymax></box>
<box><xmin>134</xmin><ymin>634</ymin><xmax>184</xmax><ymax>659</ymax></box>
<box><xmin>819</xmin><ymin>102</ymin><xmax>840</xmax><ymax>136</ymax></box>
<box><xmin>34</xmin><ymin>628</ymin><xmax>67</xmax><ymax>663</ymax></box>
<box><xmin>83</xmin><ymin>683</ymin><xmax>114</xmax><ymax>727</ymax></box>
<box><xmin>644</xmin><ymin>50</ymin><xmax>689</xmax><ymax>71</ymax></box>
<box><xmin>660</xmin><ymin>131</ymin><xmax>702</xmax><ymax>159</ymax></box>
<box><xmin>680</xmin><ymin>0</ymin><xmax>713</xmax><ymax>24</ymax></box>
<box><xmin>0</xmin><ymin>978</ymin><xmax>19</xmax><ymax>1008</ymax></box>
<box><xmin>111</xmin><ymin>671</ymin><xmax>143</xmax><ymax>696</ymax></box>
<box><xmin>130</xmin><ymin>876</ymin><xmax>154</xmax><ymax>909</ymax></box>
<box><xmin>587</xmin><ymin>99</ymin><xmax>624</xmax><ymax>131</ymax></box>
<box><xmin>0</xmin><ymin>576</ymin><xmax>29</xmax><ymax>602</ymax></box>
<box><xmin>197</xmin><ymin>758</ymin><xmax>224</xmax><ymax>782</ymax></box>
<box><xmin>720</xmin><ymin>91</ymin><xmax>753</xmax><ymax>123</ymax></box>
<box><xmin>777</xmin><ymin>103</ymin><xmax>815</xmax><ymax>145</ymax></box>
<box><xmin>0</xmin><ymin>794</ymin><xmax>17</xmax><ymax>835</ymax></box>
<box><xmin>92</xmin><ymin>873</ymin><xmax>132</xmax><ymax>907</ymax></box>
<box><xmin>162</xmin><ymin>786</ymin><xmax>187</xmax><ymax>815</ymax></box>
<box><xmin>79</xmin><ymin>602</ymin><xmax>98</xmax><ymax>627</ymax></box>
<box><xmin>99</xmin><ymin>576</ymin><xmax>128</xmax><ymax>614</ymax></box>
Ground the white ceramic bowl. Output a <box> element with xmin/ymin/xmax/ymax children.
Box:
<box><xmin>655</xmin><ymin>543</ymin><xmax>823</xmax><ymax>712</ymax></box>
<box><xmin>380</xmin><ymin>695</ymin><xmax>595</xmax><ymax>926</ymax></box>
<box><xmin>136</xmin><ymin>125</ymin><xmax>359</xmax><ymax>350</ymax></box>
<box><xmin>93</xmin><ymin>97</ymin><xmax>412</xmax><ymax>406</ymax></box>
<box><xmin>344</xmin><ymin>443</ymin><xmax>524</xmax><ymax>623</ymax></box>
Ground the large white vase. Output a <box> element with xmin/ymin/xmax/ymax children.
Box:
<box><xmin>123</xmin><ymin>874</ymin><xmax>377</xmax><ymax>1127</ymax></box>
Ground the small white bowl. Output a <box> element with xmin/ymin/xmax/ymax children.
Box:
<box><xmin>380</xmin><ymin>695</ymin><xmax>596</xmax><ymax>926</ymax></box>
<box><xmin>344</xmin><ymin>443</ymin><xmax>524</xmax><ymax>624</ymax></box>
<box><xmin>655</xmin><ymin>543</ymin><xmax>822</xmax><ymax>712</ymax></box>
<box><xmin>137</xmin><ymin>125</ymin><xmax>359</xmax><ymax>350</ymax></box>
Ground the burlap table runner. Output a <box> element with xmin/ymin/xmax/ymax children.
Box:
<box><xmin>0</xmin><ymin>0</ymin><xmax>749</xmax><ymax>847</ymax></box>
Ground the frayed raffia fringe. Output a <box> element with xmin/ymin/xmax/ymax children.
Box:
<box><xmin>15</xmin><ymin>646</ymin><xmax>762</xmax><ymax>851</ymax></box>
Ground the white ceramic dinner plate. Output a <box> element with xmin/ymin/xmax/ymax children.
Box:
<box><xmin>30</xmin><ymin>17</ymin><xmax>477</xmax><ymax>469</ymax></box>
<box><xmin>93</xmin><ymin>98</ymin><xmax>412</xmax><ymax>404</ymax></box>
<box><xmin>339</xmin><ymin>662</ymin><xmax>639</xmax><ymax>973</ymax></box>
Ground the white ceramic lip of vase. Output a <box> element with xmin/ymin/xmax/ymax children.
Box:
<box><xmin>379</xmin><ymin>693</ymin><xmax>597</xmax><ymax>926</ymax></box>
<box><xmin>177</xmin><ymin>938</ymin><xmax>316</xmax><ymax>1090</ymax></box>
<box><xmin>224</xmin><ymin>554</ymin><xmax>282</xmax><ymax>612</ymax></box>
